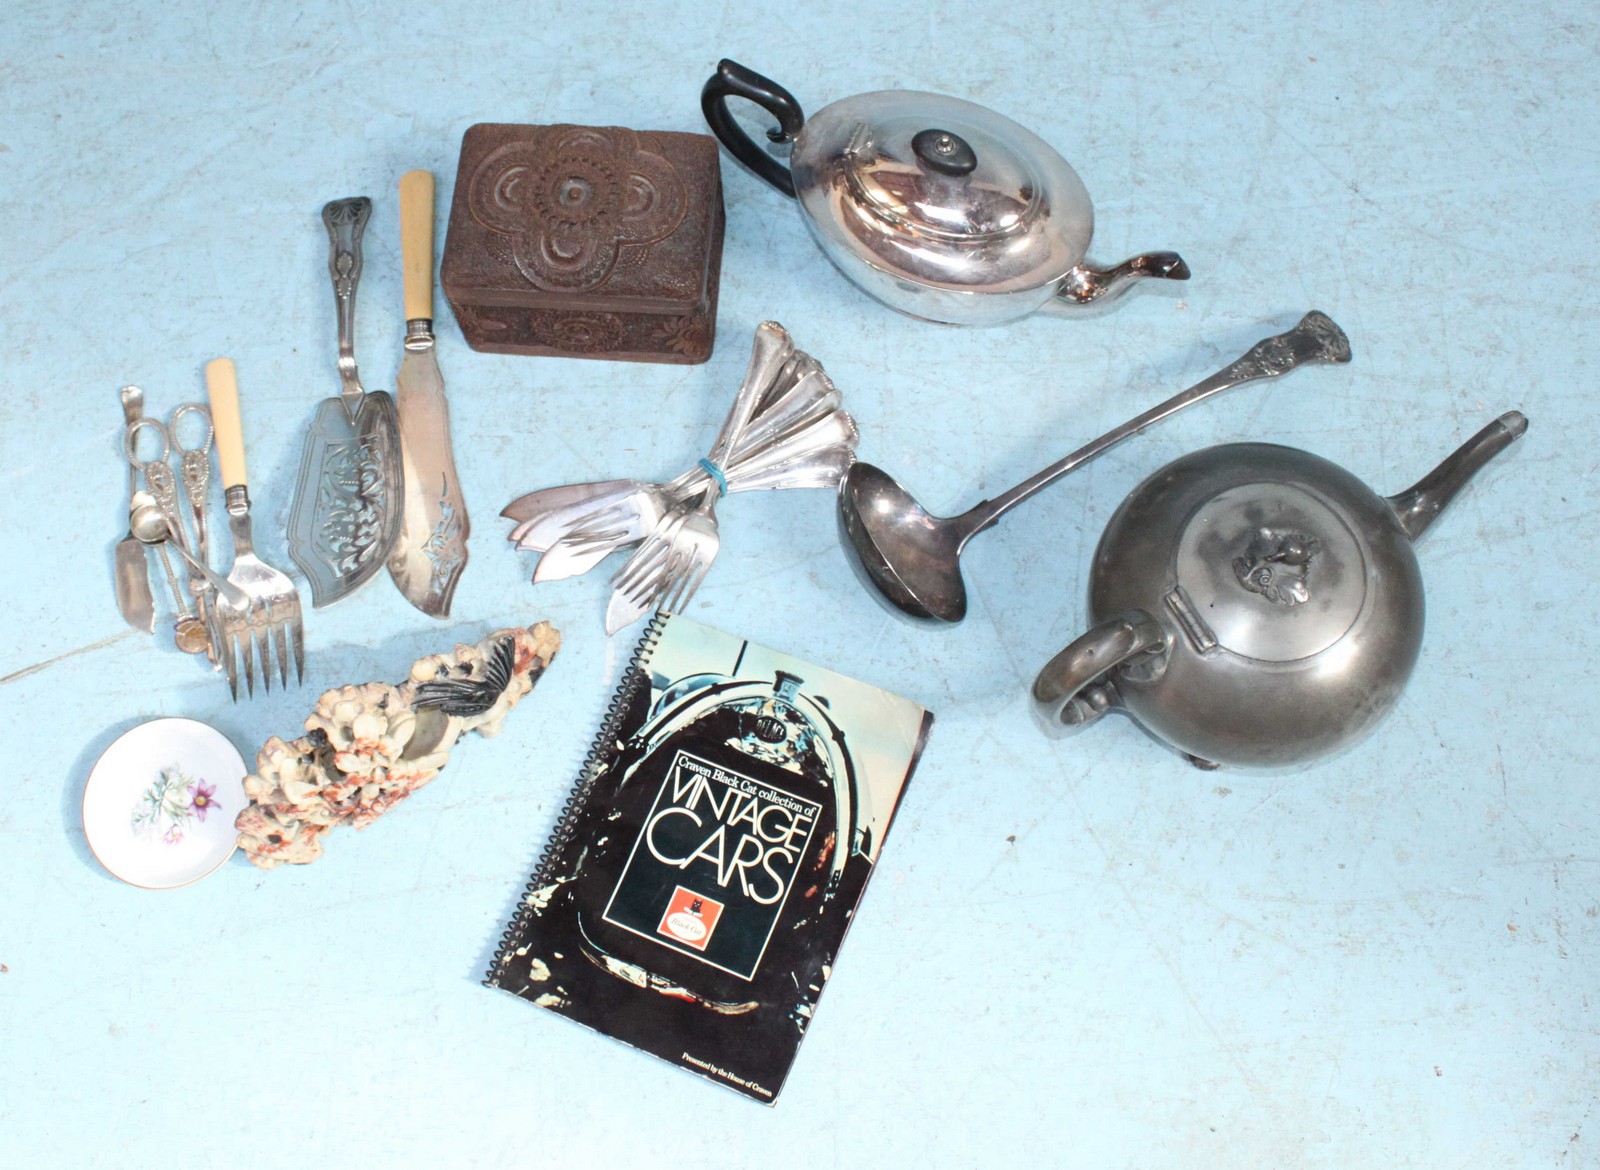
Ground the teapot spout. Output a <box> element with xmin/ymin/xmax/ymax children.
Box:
<box><xmin>1385</xmin><ymin>411</ymin><xmax>1528</xmax><ymax>542</ymax></box>
<box><xmin>1053</xmin><ymin>251</ymin><xmax>1190</xmax><ymax>310</ymax></box>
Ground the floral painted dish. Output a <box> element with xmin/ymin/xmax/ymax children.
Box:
<box><xmin>82</xmin><ymin>717</ymin><xmax>247</xmax><ymax>889</ymax></box>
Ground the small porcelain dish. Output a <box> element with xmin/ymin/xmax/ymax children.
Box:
<box><xmin>82</xmin><ymin>717</ymin><xmax>247</xmax><ymax>888</ymax></box>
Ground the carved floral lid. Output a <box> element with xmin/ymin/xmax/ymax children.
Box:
<box><xmin>441</xmin><ymin>123</ymin><xmax>719</xmax><ymax>315</ymax></box>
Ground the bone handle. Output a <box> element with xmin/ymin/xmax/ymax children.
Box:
<box><xmin>205</xmin><ymin>357</ymin><xmax>247</xmax><ymax>491</ymax></box>
<box><xmin>399</xmin><ymin>170</ymin><xmax>434</xmax><ymax>322</ymax></box>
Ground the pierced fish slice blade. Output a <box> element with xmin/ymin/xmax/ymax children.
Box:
<box><xmin>287</xmin><ymin>394</ymin><xmax>403</xmax><ymax>606</ymax></box>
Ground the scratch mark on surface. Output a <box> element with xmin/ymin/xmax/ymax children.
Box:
<box><xmin>1</xmin><ymin>631</ymin><xmax>133</xmax><ymax>686</ymax></box>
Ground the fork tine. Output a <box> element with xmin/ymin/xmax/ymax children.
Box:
<box><xmin>272</xmin><ymin>603</ymin><xmax>290</xmax><ymax>689</ymax></box>
<box><xmin>658</xmin><ymin>547</ymin><xmax>691</xmax><ymax>614</ymax></box>
<box><xmin>650</xmin><ymin>552</ymin><xmax>678</xmax><ymax>614</ymax></box>
<box><xmin>221</xmin><ymin>625</ymin><xmax>239</xmax><ymax>701</ymax></box>
<box><xmin>674</xmin><ymin>557</ymin><xmax>714</xmax><ymax>614</ymax></box>
<box><xmin>610</xmin><ymin>539</ymin><xmax>667</xmax><ymax>593</ymax></box>
<box><xmin>237</xmin><ymin>628</ymin><xmax>255</xmax><ymax>699</ymax></box>
<box><xmin>290</xmin><ymin>611</ymin><xmax>305</xmax><ymax>685</ymax></box>
<box><xmin>564</xmin><ymin>523</ymin><xmax>635</xmax><ymax>549</ymax></box>
<box><xmin>679</xmin><ymin>552</ymin><xmax>711</xmax><ymax>611</ymax></box>
<box><xmin>618</xmin><ymin>552</ymin><xmax>666</xmax><ymax>610</ymax></box>
<box><xmin>254</xmin><ymin>612</ymin><xmax>273</xmax><ymax>693</ymax></box>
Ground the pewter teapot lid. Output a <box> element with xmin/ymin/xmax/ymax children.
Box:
<box><xmin>789</xmin><ymin>89</ymin><xmax>1094</xmax><ymax>294</ymax></box>
<box><xmin>1170</xmin><ymin>479</ymin><xmax>1371</xmax><ymax>662</ymax></box>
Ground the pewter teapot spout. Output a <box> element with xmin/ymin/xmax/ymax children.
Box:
<box><xmin>1386</xmin><ymin>411</ymin><xmax>1528</xmax><ymax>542</ymax></box>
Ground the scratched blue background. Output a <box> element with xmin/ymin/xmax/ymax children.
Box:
<box><xmin>3</xmin><ymin>1</ymin><xmax>1595</xmax><ymax>1166</ymax></box>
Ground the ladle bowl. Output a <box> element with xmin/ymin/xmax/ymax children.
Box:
<box><xmin>838</xmin><ymin>462</ymin><xmax>971</xmax><ymax>621</ymax></box>
<box><xmin>837</xmin><ymin>312</ymin><xmax>1353</xmax><ymax>623</ymax></box>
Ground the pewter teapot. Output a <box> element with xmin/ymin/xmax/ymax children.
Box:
<box><xmin>1033</xmin><ymin>412</ymin><xmax>1528</xmax><ymax>769</ymax></box>
<box><xmin>701</xmin><ymin>60</ymin><xmax>1188</xmax><ymax>326</ymax></box>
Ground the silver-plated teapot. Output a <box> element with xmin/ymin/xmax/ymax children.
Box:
<box><xmin>701</xmin><ymin>60</ymin><xmax>1188</xmax><ymax>326</ymax></box>
<box><xmin>1033</xmin><ymin>412</ymin><xmax>1528</xmax><ymax>768</ymax></box>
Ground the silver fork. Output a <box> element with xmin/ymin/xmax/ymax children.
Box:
<box><xmin>604</xmin><ymin>499</ymin><xmax>695</xmax><ymax>634</ymax></box>
<box><xmin>649</xmin><ymin>323</ymin><xmax>799</xmax><ymax>610</ymax></box>
<box><xmin>604</xmin><ymin>322</ymin><xmax>797</xmax><ymax>631</ymax></box>
<box><xmin>654</xmin><ymin>494</ymin><xmax>721</xmax><ymax>615</ymax></box>
<box><xmin>206</xmin><ymin>357</ymin><xmax>306</xmax><ymax>698</ymax></box>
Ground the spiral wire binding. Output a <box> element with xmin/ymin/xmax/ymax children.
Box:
<box><xmin>484</xmin><ymin>612</ymin><xmax>670</xmax><ymax>987</ymax></box>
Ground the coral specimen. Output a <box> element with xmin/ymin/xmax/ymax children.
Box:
<box><xmin>235</xmin><ymin>622</ymin><xmax>560</xmax><ymax>869</ymax></box>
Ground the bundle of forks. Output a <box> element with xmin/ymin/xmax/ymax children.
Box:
<box><xmin>501</xmin><ymin>322</ymin><xmax>858</xmax><ymax>633</ymax></box>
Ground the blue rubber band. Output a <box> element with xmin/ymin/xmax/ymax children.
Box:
<box><xmin>698</xmin><ymin>457</ymin><xmax>728</xmax><ymax>497</ymax></box>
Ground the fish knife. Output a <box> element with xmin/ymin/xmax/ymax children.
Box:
<box><xmin>386</xmin><ymin>169</ymin><xmax>469</xmax><ymax>617</ymax></box>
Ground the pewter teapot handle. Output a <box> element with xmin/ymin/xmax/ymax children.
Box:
<box><xmin>1033</xmin><ymin>612</ymin><xmax>1167</xmax><ymax>733</ymax></box>
<box><xmin>702</xmin><ymin>59</ymin><xmax>806</xmax><ymax>198</ymax></box>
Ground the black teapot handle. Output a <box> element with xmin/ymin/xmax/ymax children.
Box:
<box><xmin>701</xmin><ymin>59</ymin><xmax>805</xmax><ymax>199</ymax></box>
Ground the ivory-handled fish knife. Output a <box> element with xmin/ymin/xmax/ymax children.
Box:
<box><xmin>386</xmin><ymin>169</ymin><xmax>469</xmax><ymax>617</ymax></box>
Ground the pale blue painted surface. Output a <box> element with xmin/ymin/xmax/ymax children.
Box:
<box><xmin>2</xmin><ymin>1</ymin><xmax>1595</xmax><ymax>1166</ymax></box>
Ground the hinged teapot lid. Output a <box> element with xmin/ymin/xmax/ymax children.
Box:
<box><xmin>1169</xmin><ymin>481</ymin><xmax>1369</xmax><ymax>662</ymax></box>
<box><xmin>791</xmin><ymin>91</ymin><xmax>1094</xmax><ymax>293</ymax></box>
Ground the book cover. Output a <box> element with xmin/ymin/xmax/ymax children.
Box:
<box><xmin>486</xmin><ymin>613</ymin><xmax>933</xmax><ymax>1103</ymax></box>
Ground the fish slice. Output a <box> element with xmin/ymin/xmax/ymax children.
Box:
<box><xmin>286</xmin><ymin>197</ymin><xmax>403</xmax><ymax>607</ymax></box>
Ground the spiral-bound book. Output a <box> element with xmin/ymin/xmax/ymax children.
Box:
<box><xmin>486</xmin><ymin>613</ymin><xmax>933</xmax><ymax>1103</ymax></box>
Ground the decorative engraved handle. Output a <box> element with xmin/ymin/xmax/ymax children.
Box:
<box><xmin>323</xmin><ymin>197</ymin><xmax>372</xmax><ymax>418</ymax></box>
<box><xmin>143</xmin><ymin>459</ymin><xmax>186</xmax><ymax>550</ymax></box>
<box><xmin>169</xmin><ymin>401</ymin><xmax>213</xmax><ymax>563</ymax></box>
<box><xmin>139</xmin><ymin>461</ymin><xmax>194</xmax><ymax>618</ymax></box>
<box><xmin>956</xmin><ymin>312</ymin><xmax>1353</xmax><ymax>544</ymax></box>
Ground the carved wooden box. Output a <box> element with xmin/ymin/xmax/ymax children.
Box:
<box><xmin>440</xmin><ymin>123</ymin><xmax>724</xmax><ymax>364</ymax></box>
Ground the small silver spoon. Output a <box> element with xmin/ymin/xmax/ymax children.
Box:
<box><xmin>837</xmin><ymin>312</ymin><xmax>1353</xmax><ymax>624</ymax></box>
<box><xmin>130</xmin><ymin>499</ymin><xmax>250</xmax><ymax>610</ymax></box>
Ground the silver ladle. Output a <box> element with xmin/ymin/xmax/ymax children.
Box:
<box><xmin>837</xmin><ymin>312</ymin><xmax>1353</xmax><ymax>623</ymax></box>
<box><xmin>129</xmin><ymin>498</ymin><xmax>250</xmax><ymax>610</ymax></box>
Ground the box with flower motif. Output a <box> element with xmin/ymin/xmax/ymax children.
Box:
<box><xmin>441</xmin><ymin>122</ymin><xmax>724</xmax><ymax>364</ymax></box>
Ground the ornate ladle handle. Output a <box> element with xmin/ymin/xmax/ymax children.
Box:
<box><xmin>956</xmin><ymin>311</ymin><xmax>1354</xmax><ymax>545</ymax></box>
